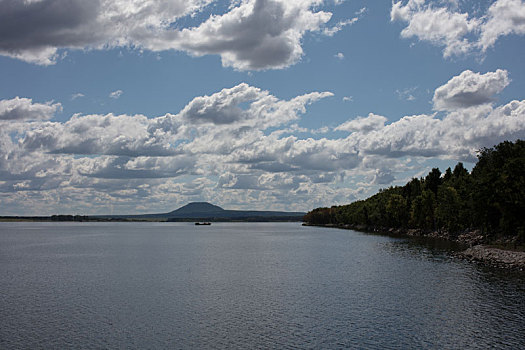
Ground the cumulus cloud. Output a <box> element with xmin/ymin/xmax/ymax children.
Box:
<box><xmin>0</xmin><ymin>0</ymin><xmax>349</xmax><ymax>70</ymax></box>
<box><xmin>372</xmin><ymin>169</ymin><xmax>395</xmax><ymax>185</ymax></box>
<box><xmin>433</xmin><ymin>69</ymin><xmax>510</xmax><ymax>111</ymax></box>
<box><xmin>359</xmin><ymin>100</ymin><xmax>525</xmax><ymax>161</ymax></box>
<box><xmin>480</xmin><ymin>0</ymin><xmax>525</xmax><ymax>51</ymax></box>
<box><xmin>391</xmin><ymin>0</ymin><xmax>525</xmax><ymax>57</ymax></box>
<box><xmin>332</xmin><ymin>70</ymin><xmax>523</xmax><ymax>161</ymax></box>
<box><xmin>3</xmin><ymin>83</ymin><xmax>334</xmax><ymax>167</ymax></box>
<box><xmin>391</xmin><ymin>0</ymin><xmax>479</xmax><ymax>57</ymax></box>
<box><xmin>179</xmin><ymin>84</ymin><xmax>264</xmax><ymax>125</ymax></box>
<box><xmin>1</xmin><ymin>76</ymin><xmax>524</xmax><ymax>215</ymax></box>
<box><xmin>77</xmin><ymin>155</ymin><xmax>195</xmax><ymax>179</ymax></box>
<box><xmin>0</xmin><ymin>97</ymin><xmax>62</xmax><ymax>120</ymax></box>
<box><xmin>335</xmin><ymin>113</ymin><xmax>387</xmax><ymax>133</ymax></box>
<box><xmin>21</xmin><ymin>113</ymin><xmax>176</xmax><ymax>157</ymax></box>
<box><xmin>172</xmin><ymin>0</ymin><xmax>333</xmax><ymax>70</ymax></box>
<box><xmin>176</xmin><ymin>83</ymin><xmax>333</xmax><ymax>155</ymax></box>
<box><xmin>0</xmin><ymin>0</ymin><xmax>212</xmax><ymax>65</ymax></box>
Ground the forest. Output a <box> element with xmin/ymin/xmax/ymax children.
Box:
<box><xmin>304</xmin><ymin>140</ymin><xmax>525</xmax><ymax>245</ymax></box>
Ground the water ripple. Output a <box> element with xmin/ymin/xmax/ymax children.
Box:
<box><xmin>1</xmin><ymin>222</ymin><xmax>524</xmax><ymax>349</ymax></box>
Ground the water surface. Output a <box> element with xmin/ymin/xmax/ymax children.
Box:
<box><xmin>1</xmin><ymin>222</ymin><xmax>524</xmax><ymax>349</ymax></box>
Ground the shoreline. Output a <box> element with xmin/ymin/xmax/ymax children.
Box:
<box><xmin>458</xmin><ymin>245</ymin><xmax>525</xmax><ymax>270</ymax></box>
<box><xmin>303</xmin><ymin>223</ymin><xmax>525</xmax><ymax>271</ymax></box>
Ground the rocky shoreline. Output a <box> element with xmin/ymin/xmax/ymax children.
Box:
<box><xmin>458</xmin><ymin>245</ymin><xmax>525</xmax><ymax>270</ymax></box>
<box><xmin>304</xmin><ymin>223</ymin><xmax>525</xmax><ymax>271</ymax></box>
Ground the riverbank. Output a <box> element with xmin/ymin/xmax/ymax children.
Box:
<box><xmin>458</xmin><ymin>245</ymin><xmax>525</xmax><ymax>270</ymax></box>
<box><xmin>303</xmin><ymin>223</ymin><xmax>525</xmax><ymax>271</ymax></box>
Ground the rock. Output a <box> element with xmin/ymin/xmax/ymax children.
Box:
<box><xmin>459</xmin><ymin>245</ymin><xmax>525</xmax><ymax>270</ymax></box>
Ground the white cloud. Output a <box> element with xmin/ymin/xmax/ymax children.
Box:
<box><xmin>372</xmin><ymin>169</ymin><xmax>395</xmax><ymax>185</ymax></box>
<box><xmin>0</xmin><ymin>0</ymin><xmax>213</xmax><ymax>65</ymax></box>
<box><xmin>323</xmin><ymin>17</ymin><xmax>359</xmax><ymax>36</ymax></box>
<box><xmin>335</xmin><ymin>52</ymin><xmax>344</xmax><ymax>59</ymax></box>
<box><xmin>0</xmin><ymin>0</ymin><xmax>350</xmax><ymax>70</ymax></box>
<box><xmin>335</xmin><ymin>113</ymin><xmax>387</xmax><ymax>133</ymax></box>
<box><xmin>21</xmin><ymin>113</ymin><xmax>177</xmax><ymax>157</ymax></box>
<box><xmin>391</xmin><ymin>0</ymin><xmax>525</xmax><ymax>58</ymax></box>
<box><xmin>109</xmin><ymin>90</ymin><xmax>123</xmax><ymax>99</ymax></box>
<box><xmin>479</xmin><ymin>0</ymin><xmax>525</xmax><ymax>51</ymax></box>
<box><xmin>0</xmin><ymin>97</ymin><xmax>62</xmax><ymax>120</ymax></box>
<box><xmin>1</xmin><ymin>76</ymin><xmax>524</xmax><ymax>214</ymax></box>
<box><xmin>172</xmin><ymin>0</ymin><xmax>333</xmax><ymax>70</ymax></box>
<box><xmin>179</xmin><ymin>84</ymin><xmax>264</xmax><ymax>125</ymax></box>
<box><xmin>176</xmin><ymin>84</ymin><xmax>333</xmax><ymax>155</ymax></box>
<box><xmin>358</xmin><ymin>100</ymin><xmax>525</xmax><ymax>161</ymax></box>
<box><xmin>76</xmin><ymin>155</ymin><xmax>195</xmax><ymax>179</ymax></box>
<box><xmin>391</xmin><ymin>1</ymin><xmax>479</xmax><ymax>57</ymax></box>
<box><xmin>4</xmin><ymin>83</ymin><xmax>333</xmax><ymax>162</ymax></box>
<box><xmin>342</xmin><ymin>96</ymin><xmax>353</xmax><ymax>102</ymax></box>
<box><xmin>433</xmin><ymin>69</ymin><xmax>510</xmax><ymax>111</ymax></box>
<box><xmin>71</xmin><ymin>93</ymin><xmax>84</xmax><ymax>100</ymax></box>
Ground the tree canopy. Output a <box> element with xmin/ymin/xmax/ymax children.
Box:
<box><xmin>304</xmin><ymin>140</ymin><xmax>525</xmax><ymax>244</ymax></box>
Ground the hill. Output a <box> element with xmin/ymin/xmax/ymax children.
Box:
<box><xmin>166</xmin><ymin>202</ymin><xmax>225</xmax><ymax>217</ymax></box>
<box><xmin>2</xmin><ymin>202</ymin><xmax>306</xmax><ymax>222</ymax></box>
<box><xmin>162</xmin><ymin>202</ymin><xmax>305</xmax><ymax>221</ymax></box>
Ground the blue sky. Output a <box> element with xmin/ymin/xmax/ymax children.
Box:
<box><xmin>1</xmin><ymin>0</ymin><xmax>524</xmax><ymax>215</ymax></box>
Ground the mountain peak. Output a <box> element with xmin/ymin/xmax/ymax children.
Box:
<box><xmin>171</xmin><ymin>202</ymin><xmax>224</xmax><ymax>214</ymax></box>
<box><xmin>163</xmin><ymin>201</ymin><xmax>304</xmax><ymax>220</ymax></box>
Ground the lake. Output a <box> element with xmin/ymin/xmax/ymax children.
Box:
<box><xmin>1</xmin><ymin>222</ymin><xmax>524</xmax><ymax>349</ymax></box>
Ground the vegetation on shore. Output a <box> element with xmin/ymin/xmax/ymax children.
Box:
<box><xmin>304</xmin><ymin>140</ymin><xmax>525</xmax><ymax>246</ymax></box>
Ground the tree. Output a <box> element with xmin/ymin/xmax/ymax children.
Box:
<box><xmin>471</xmin><ymin>140</ymin><xmax>525</xmax><ymax>240</ymax></box>
<box><xmin>424</xmin><ymin>168</ymin><xmax>442</xmax><ymax>195</ymax></box>
<box><xmin>436</xmin><ymin>186</ymin><xmax>460</xmax><ymax>232</ymax></box>
<box><xmin>410</xmin><ymin>190</ymin><xmax>436</xmax><ymax>230</ymax></box>
<box><xmin>443</xmin><ymin>167</ymin><xmax>453</xmax><ymax>183</ymax></box>
<box><xmin>304</xmin><ymin>139</ymin><xmax>524</xmax><ymax>244</ymax></box>
<box><xmin>452</xmin><ymin>162</ymin><xmax>469</xmax><ymax>179</ymax></box>
<box><xmin>386</xmin><ymin>194</ymin><xmax>408</xmax><ymax>228</ymax></box>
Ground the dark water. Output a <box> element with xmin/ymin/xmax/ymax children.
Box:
<box><xmin>1</xmin><ymin>222</ymin><xmax>524</xmax><ymax>349</ymax></box>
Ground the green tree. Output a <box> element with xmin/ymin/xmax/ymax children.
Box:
<box><xmin>436</xmin><ymin>186</ymin><xmax>460</xmax><ymax>232</ymax></box>
<box><xmin>472</xmin><ymin>140</ymin><xmax>525</xmax><ymax>241</ymax></box>
<box><xmin>304</xmin><ymin>139</ymin><xmax>524</xmax><ymax>244</ymax></box>
<box><xmin>424</xmin><ymin>168</ymin><xmax>442</xmax><ymax>195</ymax></box>
<box><xmin>452</xmin><ymin>162</ymin><xmax>469</xmax><ymax>179</ymax></box>
<box><xmin>443</xmin><ymin>167</ymin><xmax>453</xmax><ymax>183</ymax></box>
<box><xmin>386</xmin><ymin>194</ymin><xmax>408</xmax><ymax>228</ymax></box>
<box><xmin>410</xmin><ymin>190</ymin><xmax>436</xmax><ymax>230</ymax></box>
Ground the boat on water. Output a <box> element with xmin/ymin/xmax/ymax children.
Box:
<box><xmin>195</xmin><ymin>222</ymin><xmax>211</xmax><ymax>225</ymax></box>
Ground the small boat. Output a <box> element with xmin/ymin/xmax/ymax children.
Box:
<box><xmin>195</xmin><ymin>222</ymin><xmax>211</xmax><ymax>225</ymax></box>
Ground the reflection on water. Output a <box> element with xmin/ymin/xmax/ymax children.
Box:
<box><xmin>1</xmin><ymin>222</ymin><xmax>524</xmax><ymax>349</ymax></box>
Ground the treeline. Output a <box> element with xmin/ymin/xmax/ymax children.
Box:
<box><xmin>0</xmin><ymin>215</ymin><xmax>155</xmax><ymax>222</ymax></box>
<box><xmin>167</xmin><ymin>216</ymin><xmax>304</xmax><ymax>222</ymax></box>
<box><xmin>304</xmin><ymin>140</ymin><xmax>525</xmax><ymax>244</ymax></box>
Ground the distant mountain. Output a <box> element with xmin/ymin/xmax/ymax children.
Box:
<box><xmin>91</xmin><ymin>202</ymin><xmax>305</xmax><ymax>221</ymax></box>
<box><xmin>160</xmin><ymin>202</ymin><xmax>305</xmax><ymax>221</ymax></box>
<box><xmin>166</xmin><ymin>202</ymin><xmax>225</xmax><ymax>218</ymax></box>
<box><xmin>12</xmin><ymin>202</ymin><xmax>306</xmax><ymax>222</ymax></box>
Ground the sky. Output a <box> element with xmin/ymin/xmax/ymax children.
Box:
<box><xmin>0</xmin><ymin>0</ymin><xmax>525</xmax><ymax>215</ymax></box>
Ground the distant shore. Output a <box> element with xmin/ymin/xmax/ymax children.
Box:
<box><xmin>303</xmin><ymin>223</ymin><xmax>525</xmax><ymax>271</ymax></box>
<box><xmin>0</xmin><ymin>215</ymin><xmax>303</xmax><ymax>223</ymax></box>
<box><xmin>0</xmin><ymin>215</ymin><xmax>158</xmax><ymax>222</ymax></box>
